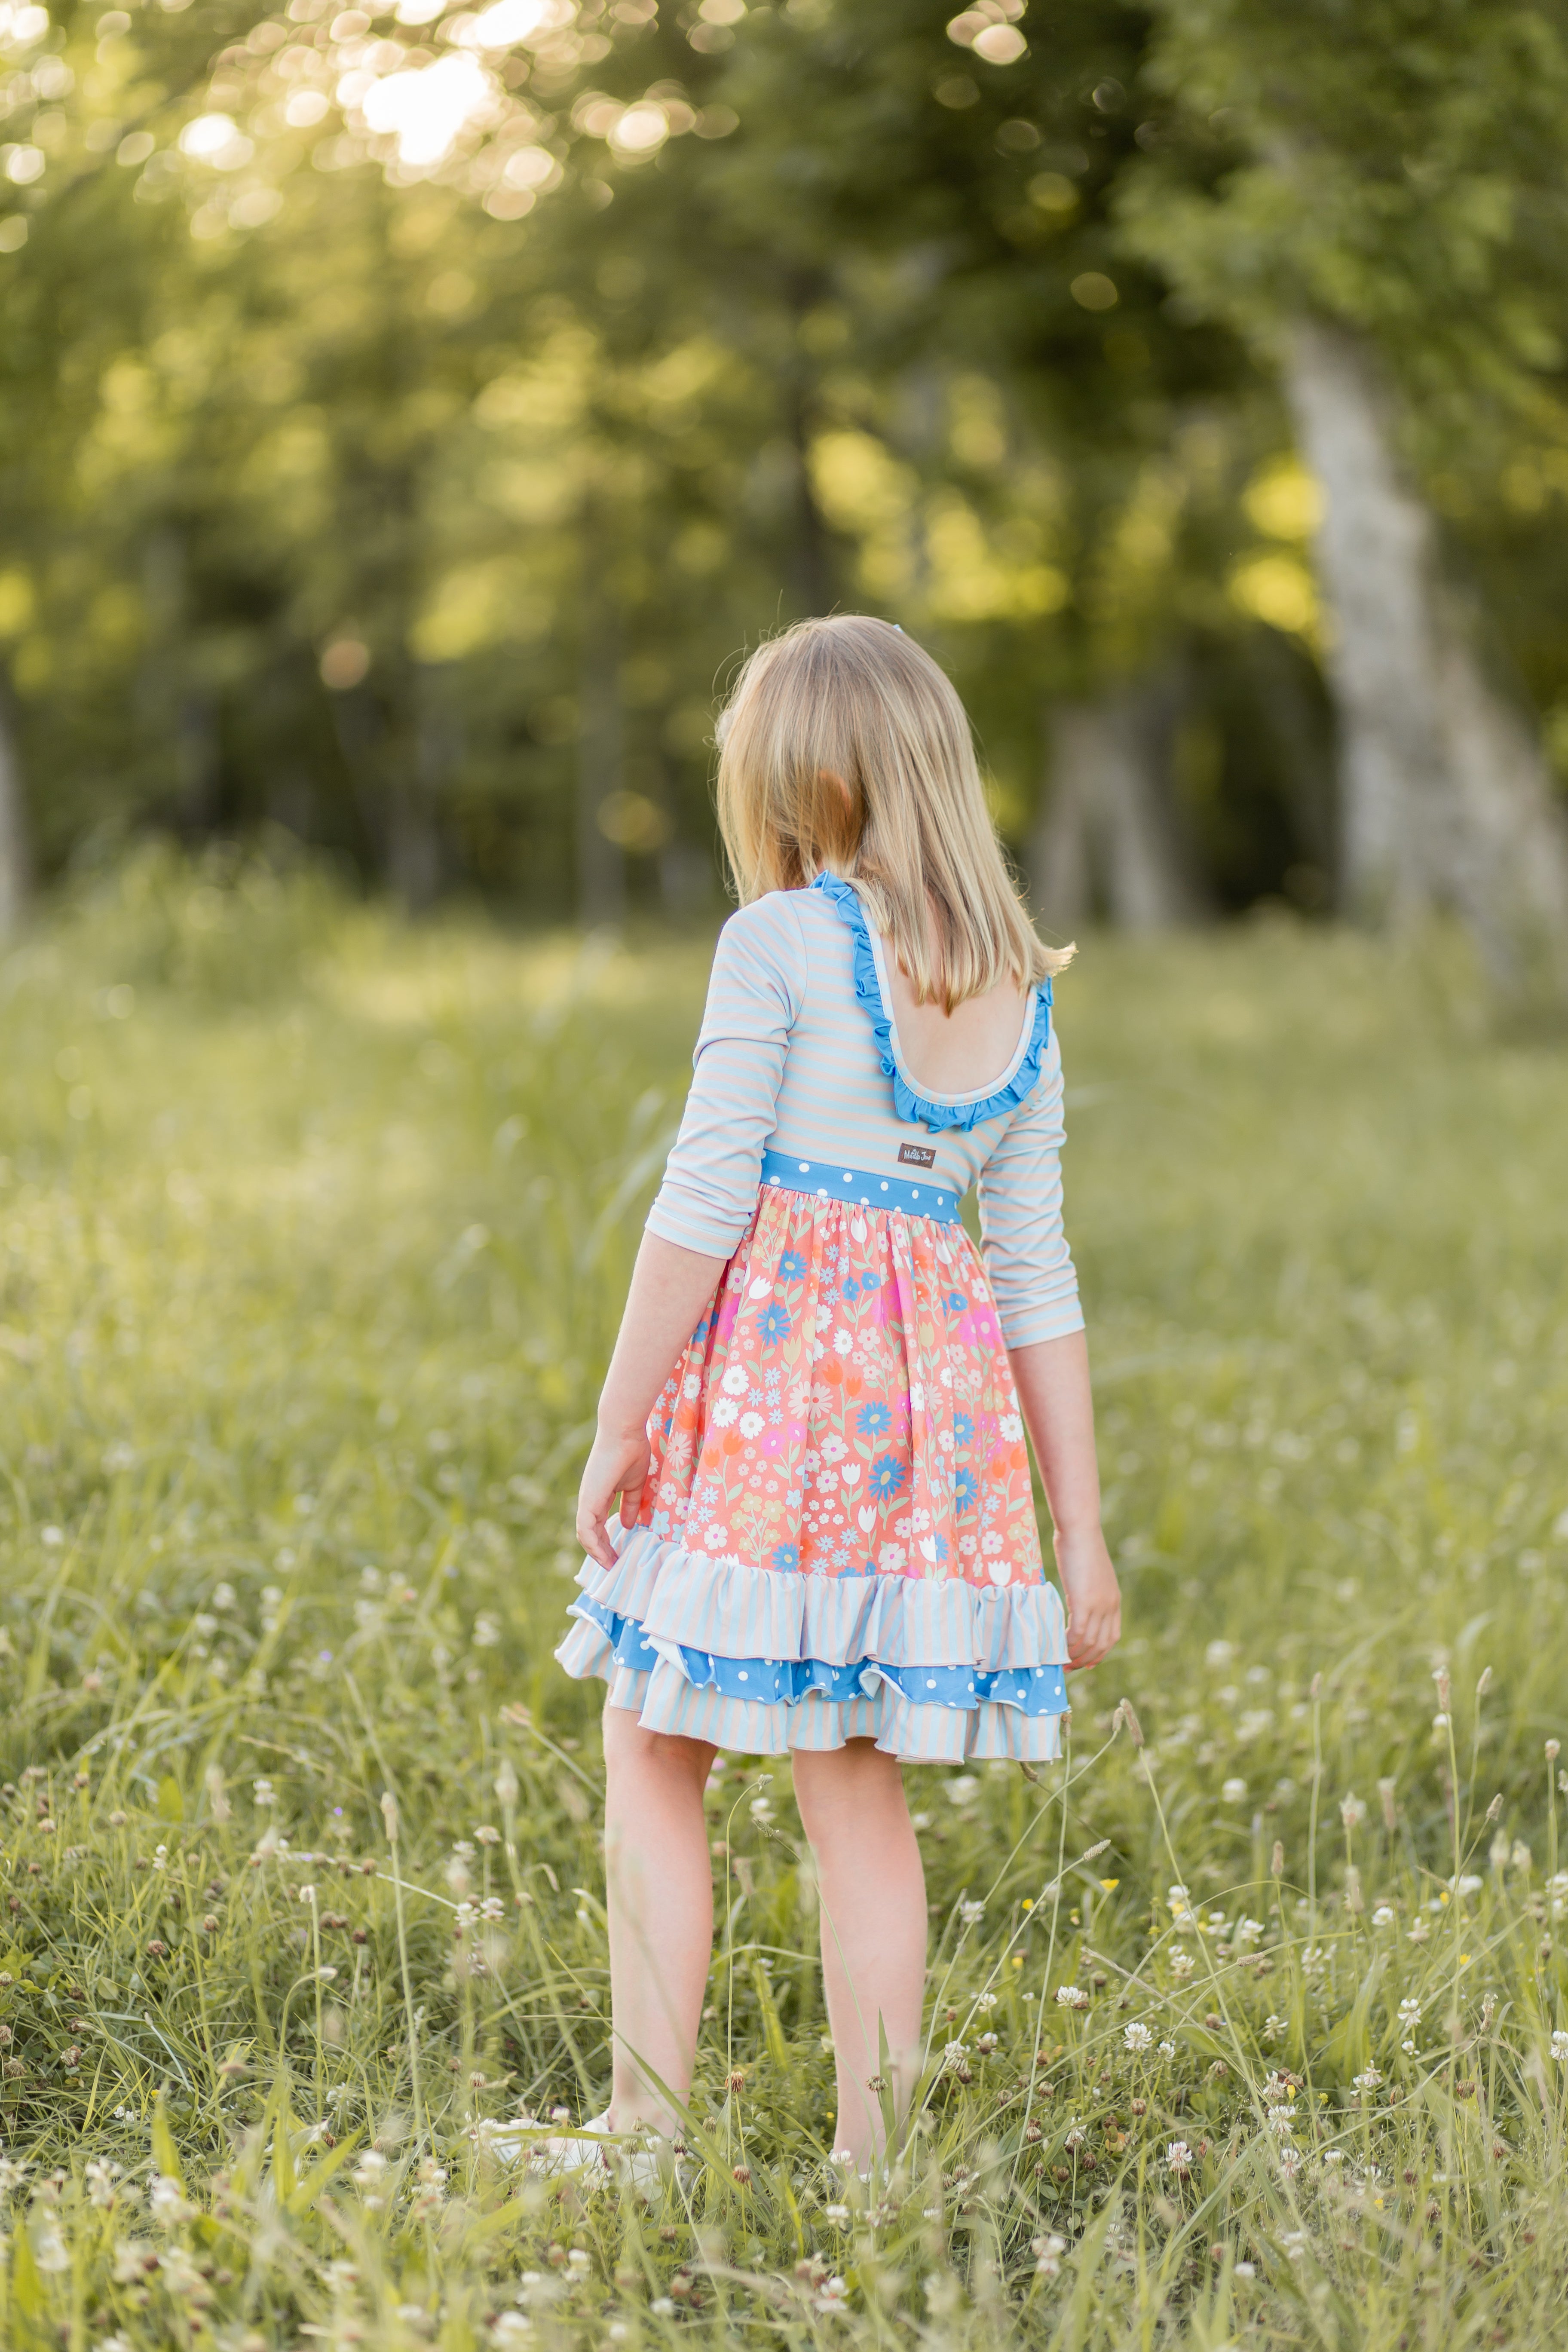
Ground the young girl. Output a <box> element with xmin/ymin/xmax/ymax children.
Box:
<box><xmin>552</xmin><ymin>615</ymin><xmax>1119</xmax><ymax>2176</ymax></box>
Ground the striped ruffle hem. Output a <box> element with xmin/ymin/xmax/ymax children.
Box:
<box><xmin>555</xmin><ymin>1517</ymin><xmax>1071</xmax><ymax>1763</ymax></box>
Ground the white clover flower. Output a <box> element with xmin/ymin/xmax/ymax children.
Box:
<box><xmin>85</xmin><ymin>2158</ymin><xmax>121</xmax><ymax>2208</ymax></box>
<box><xmin>1267</xmin><ymin>2106</ymin><xmax>1295</xmax><ymax>2137</ymax></box>
<box><xmin>1165</xmin><ymin>2141</ymin><xmax>1193</xmax><ymax>2174</ymax></box>
<box><xmin>1055</xmin><ymin>1985</ymin><xmax>1089</xmax><ymax>2009</ymax></box>
<box><xmin>1221</xmin><ymin>1779</ymin><xmax>1247</xmax><ymax>1803</ymax></box>
<box><xmin>481</xmin><ymin>1895</ymin><xmax>505</xmax><ymax>1921</ymax></box>
<box><xmin>1234</xmin><ymin>1917</ymin><xmax>1264</xmax><ymax>1946</ymax></box>
<box><xmin>1124</xmin><ymin>2021</ymin><xmax>1154</xmax><ymax>2051</ymax></box>
<box><xmin>1339</xmin><ymin>1793</ymin><xmax>1367</xmax><ymax>1829</ymax></box>
<box><xmin>1550</xmin><ymin>2029</ymin><xmax>1568</xmax><ymax>2063</ymax></box>
<box><xmin>1170</xmin><ymin>1951</ymin><xmax>1195</xmax><ymax>1980</ymax></box>
<box><xmin>252</xmin><ymin>1778</ymin><xmax>276</xmax><ymax>1807</ymax></box>
<box><xmin>0</xmin><ymin>2158</ymin><xmax>28</xmax><ymax>2196</ymax></box>
<box><xmin>1353</xmin><ymin>2067</ymin><xmax>1383</xmax><ymax>2092</ymax></box>
<box><xmin>942</xmin><ymin>2041</ymin><xmax>969</xmax><ymax>2068</ymax></box>
<box><xmin>353</xmin><ymin>2151</ymin><xmax>387</xmax><ymax>2184</ymax></box>
<box><xmin>1158</xmin><ymin>2040</ymin><xmax>1176</xmax><ymax>2059</ymax></box>
<box><xmin>1372</xmin><ymin>1905</ymin><xmax>1396</xmax><ymax>1927</ymax></box>
<box><xmin>1398</xmin><ymin>1998</ymin><xmax>1422</xmax><ymax>2024</ymax></box>
<box><xmin>975</xmin><ymin>1991</ymin><xmax>998</xmax><ymax>2012</ymax></box>
<box><xmin>1032</xmin><ymin>2232</ymin><xmax>1066</xmax><ymax>2277</ymax></box>
<box><xmin>148</xmin><ymin>2174</ymin><xmax>195</xmax><ymax>2228</ymax></box>
<box><xmin>958</xmin><ymin>1899</ymin><xmax>985</xmax><ymax>1924</ymax></box>
<box><xmin>1262</xmin><ymin>2014</ymin><xmax>1284</xmax><ymax>2042</ymax></box>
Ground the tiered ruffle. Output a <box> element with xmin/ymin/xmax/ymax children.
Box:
<box><xmin>556</xmin><ymin>1519</ymin><xmax>1071</xmax><ymax>1762</ymax></box>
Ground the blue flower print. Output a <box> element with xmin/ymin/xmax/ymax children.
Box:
<box><xmin>952</xmin><ymin>1412</ymin><xmax>975</xmax><ymax>1449</ymax></box>
<box><xmin>855</xmin><ymin>1400</ymin><xmax>893</xmax><ymax>1439</ymax></box>
<box><xmin>759</xmin><ymin>1300</ymin><xmax>791</xmax><ymax>1342</ymax></box>
<box><xmin>841</xmin><ymin>1274</ymin><xmax>861</xmax><ymax>1303</ymax></box>
<box><xmin>953</xmin><ymin>1466</ymin><xmax>978</xmax><ymax>1511</ymax></box>
<box><xmin>869</xmin><ymin>1455</ymin><xmax>908</xmax><ymax>1501</ymax></box>
<box><xmin>945</xmin><ymin>1290</ymin><xmax>968</xmax><ymax>1314</ymax></box>
<box><xmin>771</xmin><ymin>1543</ymin><xmax>800</xmax><ymax>1572</ymax></box>
<box><xmin>931</xmin><ymin>1533</ymin><xmax>950</xmax><ymax>1565</ymax></box>
<box><xmin>778</xmin><ymin>1250</ymin><xmax>806</xmax><ymax>1282</ymax></box>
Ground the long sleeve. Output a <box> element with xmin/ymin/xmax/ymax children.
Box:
<box><xmin>975</xmin><ymin>1030</ymin><xmax>1084</xmax><ymax>1349</ymax></box>
<box><xmin>644</xmin><ymin>895</ymin><xmax>803</xmax><ymax>1256</ymax></box>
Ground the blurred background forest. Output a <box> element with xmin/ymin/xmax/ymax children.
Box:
<box><xmin>4</xmin><ymin>0</ymin><xmax>1568</xmax><ymax>987</ymax></box>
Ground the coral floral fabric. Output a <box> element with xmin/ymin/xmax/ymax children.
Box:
<box><xmin>633</xmin><ymin>1185</ymin><xmax>1047</xmax><ymax>1594</ymax></box>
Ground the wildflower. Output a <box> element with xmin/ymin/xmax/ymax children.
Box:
<box><xmin>1032</xmin><ymin>2232</ymin><xmax>1066</xmax><ymax>2277</ymax></box>
<box><xmin>1398</xmin><ymin>1998</ymin><xmax>1422</xmax><ymax>2025</ymax></box>
<box><xmin>1282</xmin><ymin>2229</ymin><xmax>1307</xmax><ymax>2260</ymax></box>
<box><xmin>975</xmin><ymin>1992</ymin><xmax>998</xmax><ymax>2011</ymax></box>
<box><xmin>958</xmin><ymin>1899</ymin><xmax>985</xmax><ymax>1924</ymax></box>
<box><xmin>1124</xmin><ymin>2022</ymin><xmax>1154</xmax><ymax>2051</ymax></box>
<box><xmin>1170</xmin><ymin>1951</ymin><xmax>1195</xmax><ymax>1980</ymax></box>
<box><xmin>1267</xmin><ymin>2106</ymin><xmax>1295</xmax><ymax>2137</ymax></box>
<box><xmin>942</xmin><ymin>2041</ymin><xmax>969</xmax><ymax>2069</ymax></box>
<box><xmin>1221</xmin><ymin>1779</ymin><xmax>1247</xmax><ymax>1803</ymax></box>
<box><xmin>1551</xmin><ymin>2030</ymin><xmax>1568</xmax><ymax>2063</ymax></box>
<box><xmin>1353</xmin><ymin>2067</ymin><xmax>1383</xmax><ymax>2092</ymax></box>
<box><xmin>1262</xmin><ymin>2014</ymin><xmax>1284</xmax><ymax>2042</ymax></box>
<box><xmin>354</xmin><ymin>2151</ymin><xmax>387</xmax><ymax>2184</ymax></box>
<box><xmin>1055</xmin><ymin>1985</ymin><xmax>1089</xmax><ymax>2009</ymax></box>
<box><xmin>113</xmin><ymin>2241</ymin><xmax>158</xmax><ymax>2283</ymax></box>
<box><xmin>1339</xmin><ymin>1794</ymin><xmax>1367</xmax><ymax>1830</ymax></box>
<box><xmin>148</xmin><ymin>2174</ymin><xmax>195</xmax><ymax>2228</ymax></box>
<box><xmin>85</xmin><ymin>2159</ymin><xmax>121</xmax><ymax>2208</ymax></box>
<box><xmin>1234</xmin><ymin>1917</ymin><xmax>1264</xmax><ymax>1946</ymax></box>
<box><xmin>1165</xmin><ymin>2141</ymin><xmax>1193</xmax><ymax>2176</ymax></box>
<box><xmin>1449</xmin><ymin>1874</ymin><xmax>1482</xmax><ymax>1899</ymax></box>
<box><xmin>475</xmin><ymin>1824</ymin><xmax>501</xmax><ymax>1845</ymax></box>
<box><xmin>0</xmin><ymin>2158</ymin><xmax>28</xmax><ymax>2196</ymax></box>
<box><xmin>824</xmin><ymin>2202</ymin><xmax>850</xmax><ymax>2224</ymax></box>
<box><xmin>253</xmin><ymin>1779</ymin><xmax>276</xmax><ymax>1808</ymax></box>
<box><xmin>1372</xmin><ymin>1905</ymin><xmax>1396</xmax><ymax>1928</ymax></box>
<box><xmin>481</xmin><ymin>1895</ymin><xmax>505</xmax><ymax>1922</ymax></box>
<box><xmin>1158</xmin><ymin>2041</ymin><xmax>1176</xmax><ymax>2059</ymax></box>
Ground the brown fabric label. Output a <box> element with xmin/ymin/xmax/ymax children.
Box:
<box><xmin>898</xmin><ymin>1143</ymin><xmax>937</xmax><ymax>1168</ymax></box>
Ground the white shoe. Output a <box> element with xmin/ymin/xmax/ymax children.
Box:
<box><xmin>490</xmin><ymin>2112</ymin><xmax>687</xmax><ymax>2200</ymax></box>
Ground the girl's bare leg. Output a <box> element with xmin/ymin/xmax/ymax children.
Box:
<box><xmin>792</xmin><ymin>1740</ymin><xmax>927</xmax><ymax>2170</ymax></box>
<box><xmin>602</xmin><ymin>1700</ymin><xmax>717</xmax><ymax>2134</ymax></box>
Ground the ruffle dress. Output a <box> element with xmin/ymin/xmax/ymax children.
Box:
<box><xmin>554</xmin><ymin>876</ymin><xmax>1072</xmax><ymax>1761</ymax></box>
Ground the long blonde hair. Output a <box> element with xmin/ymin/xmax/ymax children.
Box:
<box><xmin>715</xmin><ymin>615</ymin><xmax>1071</xmax><ymax>1010</ymax></box>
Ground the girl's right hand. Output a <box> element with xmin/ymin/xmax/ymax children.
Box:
<box><xmin>576</xmin><ymin>1424</ymin><xmax>652</xmax><ymax>1569</ymax></box>
<box><xmin>1055</xmin><ymin>1525</ymin><xmax>1121</xmax><ymax>1669</ymax></box>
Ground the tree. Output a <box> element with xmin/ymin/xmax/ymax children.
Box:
<box><xmin>1123</xmin><ymin>0</ymin><xmax>1568</xmax><ymax>994</ymax></box>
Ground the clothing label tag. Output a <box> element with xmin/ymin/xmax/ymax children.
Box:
<box><xmin>898</xmin><ymin>1142</ymin><xmax>937</xmax><ymax>1168</ymax></box>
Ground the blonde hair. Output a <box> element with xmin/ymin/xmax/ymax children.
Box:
<box><xmin>716</xmin><ymin>615</ymin><xmax>1071</xmax><ymax>1010</ymax></box>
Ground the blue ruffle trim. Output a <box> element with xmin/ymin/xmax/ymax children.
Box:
<box><xmin>574</xmin><ymin>1595</ymin><xmax>1069</xmax><ymax>1719</ymax></box>
<box><xmin>811</xmin><ymin>871</ymin><xmax>1051</xmax><ymax>1134</ymax></box>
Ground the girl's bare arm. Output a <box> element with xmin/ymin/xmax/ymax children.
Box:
<box><xmin>1008</xmin><ymin>1328</ymin><xmax>1121</xmax><ymax>1668</ymax></box>
<box><xmin>576</xmin><ymin>1232</ymin><xmax>728</xmax><ymax>1568</ymax></box>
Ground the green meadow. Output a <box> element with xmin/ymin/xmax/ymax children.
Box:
<box><xmin>0</xmin><ymin>846</ymin><xmax>1565</xmax><ymax>2350</ymax></box>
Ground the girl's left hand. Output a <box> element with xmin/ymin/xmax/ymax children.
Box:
<box><xmin>576</xmin><ymin>1424</ymin><xmax>652</xmax><ymax>1570</ymax></box>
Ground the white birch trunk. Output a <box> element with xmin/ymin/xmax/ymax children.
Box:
<box><xmin>1283</xmin><ymin>317</ymin><xmax>1568</xmax><ymax>992</ymax></box>
<box><xmin>0</xmin><ymin>670</ymin><xmax>29</xmax><ymax>941</ymax></box>
<box><xmin>1029</xmin><ymin>682</ymin><xmax>1206</xmax><ymax>934</ymax></box>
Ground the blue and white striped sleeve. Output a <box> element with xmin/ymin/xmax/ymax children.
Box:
<box><xmin>644</xmin><ymin>895</ymin><xmax>803</xmax><ymax>1258</ymax></box>
<box><xmin>975</xmin><ymin>1031</ymin><xmax>1084</xmax><ymax>1349</ymax></box>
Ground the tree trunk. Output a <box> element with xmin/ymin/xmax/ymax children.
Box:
<box><xmin>1029</xmin><ymin>678</ymin><xmax>1209</xmax><ymax>934</ymax></box>
<box><xmin>576</xmin><ymin>570</ymin><xmax>625</xmax><ymax>927</ymax></box>
<box><xmin>0</xmin><ymin>665</ymin><xmax>29</xmax><ymax>940</ymax></box>
<box><xmin>1283</xmin><ymin>317</ymin><xmax>1568</xmax><ymax>992</ymax></box>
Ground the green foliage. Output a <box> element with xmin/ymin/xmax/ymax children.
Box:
<box><xmin>0</xmin><ymin>860</ymin><xmax>1566</xmax><ymax>2344</ymax></box>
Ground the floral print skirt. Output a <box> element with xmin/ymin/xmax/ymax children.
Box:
<box><xmin>555</xmin><ymin>1182</ymin><xmax>1071</xmax><ymax>1760</ymax></box>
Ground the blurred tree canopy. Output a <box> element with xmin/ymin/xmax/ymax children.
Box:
<box><xmin>2</xmin><ymin>0</ymin><xmax>1567</xmax><ymax>973</ymax></box>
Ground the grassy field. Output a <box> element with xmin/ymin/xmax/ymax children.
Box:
<box><xmin>1</xmin><ymin>842</ymin><xmax>1566</xmax><ymax>2352</ymax></box>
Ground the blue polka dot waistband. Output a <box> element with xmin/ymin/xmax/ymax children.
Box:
<box><xmin>758</xmin><ymin>1147</ymin><xmax>962</xmax><ymax>1224</ymax></box>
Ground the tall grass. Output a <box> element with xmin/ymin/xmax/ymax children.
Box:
<box><xmin>0</xmin><ymin>844</ymin><xmax>1565</xmax><ymax>2350</ymax></box>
